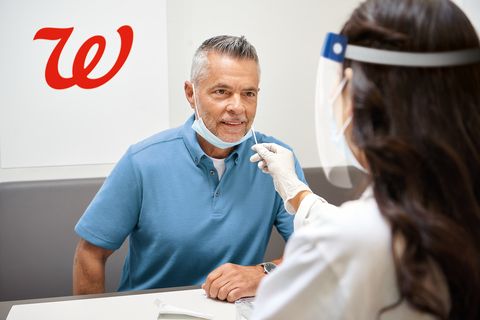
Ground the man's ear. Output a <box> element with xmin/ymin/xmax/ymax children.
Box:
<box><xmin>343</xmin><ymin>68</ymin><xmax>354</xmax><ymax>117</ymax></box>
<box><xmin>184</xmin><ymin>81</ymin><xmax>195</xmax><ymax>109</ymax></box>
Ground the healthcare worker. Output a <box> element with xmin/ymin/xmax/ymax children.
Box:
<box><xmin>249</xmin><ymin>0</ymin><xmax>480</xmax><ymax>319</ymax></box>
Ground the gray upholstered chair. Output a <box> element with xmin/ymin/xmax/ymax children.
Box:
<box><xmin>0</xmin><ymin>167</ymin><xmax>367</xmax><ymax>301</ymax></box>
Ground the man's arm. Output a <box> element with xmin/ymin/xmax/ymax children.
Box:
<box><xmin>202</xmin><ymin>257</ymin><xmax>283</xmax><ymax>302</ymax></box>
<box><xmin>73</xmin><ymin>238</ymin><xmax>115</xmax><ymax>295</ymax></box>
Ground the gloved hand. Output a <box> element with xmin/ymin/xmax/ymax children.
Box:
<box><xmin>250</xmin><ymin>143</ymin><xmax>311</xmax><ymax>214</ymax></box>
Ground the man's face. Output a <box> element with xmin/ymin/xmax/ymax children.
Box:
<box><xmin>194</xmin><ymin>52</ymin><xmax>259</xmax><ymax>143</ymax></box>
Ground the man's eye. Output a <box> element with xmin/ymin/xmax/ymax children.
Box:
<box><xmin>246</xmin><ymin>92</ymin><xmax>255</xmax><ymax>97</ymax></box>
<box><xmin>215</xmin><ymin>89</ymin><xmax>226</xmax><ymax>94</ymax></box>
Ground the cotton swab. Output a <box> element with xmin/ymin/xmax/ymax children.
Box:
<box><xmin>252</xmin><ymin>125</ymin><xmax>258</xmax><ymax>145</ymax></box>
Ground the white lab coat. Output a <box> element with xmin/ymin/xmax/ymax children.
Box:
<box><xmin>251</xmin><ymin>187</ymin><xmax>448</xmax><ymax>320</ymax></box>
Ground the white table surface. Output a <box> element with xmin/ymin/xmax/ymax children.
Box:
<box><xmin>5</xmin><ymin>288</ymin><xmax>236</xmax><ymax>320</ymax></box>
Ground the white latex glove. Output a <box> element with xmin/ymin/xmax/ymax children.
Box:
<box><xmin>250</xmin><ymin>143</ymin><xmax>311</xmax><ymax>214</ymax></box>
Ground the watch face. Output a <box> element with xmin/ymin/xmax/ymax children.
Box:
<box><xmin>264</xmin><ymin>262</ymin><xmax>277</xmax><ymax>273</ymax></box>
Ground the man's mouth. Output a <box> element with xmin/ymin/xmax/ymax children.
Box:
<box><xmin>223</xmin><ymin>121</ymin><xmax>244</xmax><ymax>126</ymax></box>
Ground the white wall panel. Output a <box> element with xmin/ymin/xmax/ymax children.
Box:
<box><xmin>0</xmin><ymin>0</ymin><xmax>168</xmax><ymax>169</ymax></box>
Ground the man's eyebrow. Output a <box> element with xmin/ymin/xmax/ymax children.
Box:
<box><xmin>208</xmin><ymin>83</ymin><xmax>258</xmax><ymax>91</ymax></box>
<box><xmin>211</xmin><ymin>83</ymin><xmax>232</xmax><ymax>89</ymax></box>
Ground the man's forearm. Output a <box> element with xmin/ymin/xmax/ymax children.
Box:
<box><xmin>73</xmin><ymin>239</ymin><xmax>113</xmax><ymax>295</ymax></box>
<box><xmin>270</xmin><ymin>256</ymin><xmax>283</xmax><ymax>266</ymax></box>
<box><xmin>73</xmin><ymin>256</ymin><xmax>107</xmax><ymax>295</ymax></box>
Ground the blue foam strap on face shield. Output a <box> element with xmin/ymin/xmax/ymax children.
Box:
<box><xmin>322</xmin><ymin>32</ymin><xmax>480</xmax><ymax>67</ymax></box>
<box><xmin>320</xmin><ymin>33</ymin><xmax>348</xmax><ymax>63</ymax></box>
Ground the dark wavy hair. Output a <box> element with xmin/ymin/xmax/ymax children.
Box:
<box><xmin>340</xmin><ymin>0</ymin><xmax>480</xmax><ymax>319</ymax></box>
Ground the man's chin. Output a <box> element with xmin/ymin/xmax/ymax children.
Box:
<box><xmin>216</xmin><ymin>128</ymin><xmax>246</xmax><ymax>142</ymax></box>
<box><xmin>218</xmin><ymin>134</ymin><xmax>244</xmax><ymax>144</ymax></box>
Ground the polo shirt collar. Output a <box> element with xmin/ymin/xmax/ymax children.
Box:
<box><xmin>182</xmin><ymin>114</ymin><xmax>252</xmax><ymax>166</ymax></box>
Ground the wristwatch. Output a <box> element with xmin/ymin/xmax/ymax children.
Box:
<box><xmin>259</xmin><ymin>262</ymin><xmax>277</xmax><ymax>274</ymax></box>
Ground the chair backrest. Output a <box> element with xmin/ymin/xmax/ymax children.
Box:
<box><xmin>0</xmin><ymin>167</ymin><xmax>367</xmax><ymax>301</ymax></box>
<box><xmin>0</xmin><ymin>178</ymin><xmax>128</xmax><ymax>301</ymax></box>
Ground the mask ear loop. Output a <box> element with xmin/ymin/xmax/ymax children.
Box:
<box><xmin>192</xmin><ymin>83</ymin><xmax>200</xmax><ymax>120</ymax></box>
<box><xmin>338</xmin><ymin>115</ymin><xmax>353</xmax><ymax>136</ymax></box>
<box><xmin>330</xmin><ymin>76</ymin><xmax>348</xmax><ymax>104</ymax></box>
<box><xmin>330</xmin><ymin>76</ymin><xmax>351</xmax><ymax>135</ymax></box>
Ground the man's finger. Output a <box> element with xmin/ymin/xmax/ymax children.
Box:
<box><xmin>226</xmin><ymin>287</ymin><xmax>243</xmax><ymax>303</ymax></box>
<box><xmin>203</xmin><ymin>268</ymin><xmax>223</xmax><ymax>298</ymax></box>
<box><xmin>210</xmin><ymin>274</ymin><xmax>234</xmax><ymax>300</ymax></box>
<box><xmin>216</xmin><ymin>281</ymin><xmax>234</xmax><ymax>301</ymax></box>
<box><xmin>204</xmin><ymin>264</ymin><xmax>264</xmax><ymax>302</ymax></box>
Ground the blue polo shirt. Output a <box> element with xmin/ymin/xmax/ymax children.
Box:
<box><xmin>75</xmin><ymin>114</ymin><xmax>307</xmax><ymax>291</ymax></box>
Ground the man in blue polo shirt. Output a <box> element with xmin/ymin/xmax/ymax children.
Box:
<box><xmin>73</xmin><ymin>35</ymin><xmax>308</xmax><ymax>302</ymax></box>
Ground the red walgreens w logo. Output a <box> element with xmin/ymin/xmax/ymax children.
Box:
<box><xmin>34</xmin><ymin>26</ymin><xmax>133</xmax><ymax>89</ymax></box>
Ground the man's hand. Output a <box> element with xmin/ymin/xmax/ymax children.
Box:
<box><xmin>202</xmin><ymin>263</ymin><xmax>265</xmax><ymax>302</ymax></box>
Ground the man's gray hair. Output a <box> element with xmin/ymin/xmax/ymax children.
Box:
<box><xmin>190</xmin><ymin>35</ymin><xmax>261</xmax><ymax>84</ymax></box>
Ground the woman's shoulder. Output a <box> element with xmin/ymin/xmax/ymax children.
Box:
<box><xmin>295</xmin><ymin>189</ymin><xmax>392</xmax><ymax>263</ymax></box>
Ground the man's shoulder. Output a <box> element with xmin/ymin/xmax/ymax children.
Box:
<box><xmin>129</xmin><ymin>125</ymin><xmax>184</xmax><ymax>155</ymax></box>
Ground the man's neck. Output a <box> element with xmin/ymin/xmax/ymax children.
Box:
<box><xmin>196</xmin><ymin>133</ymin><xmax>236</xmax><ymax>159</ymax></box>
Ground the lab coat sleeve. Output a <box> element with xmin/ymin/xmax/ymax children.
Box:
<box><xmin>294</xmin><ymin>193</ymin><xmax>331</xmax><ymax>231</ymax></box>
<box><xmin>250</xmin><ymin>222</ymin><xmax>351</xmax><ymax>320</ymax></box>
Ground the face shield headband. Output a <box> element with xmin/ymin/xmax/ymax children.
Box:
<box><xmin>316</xmin><ymin>32</ymin><xmax>480</xmax><ymax>188</ymax></box>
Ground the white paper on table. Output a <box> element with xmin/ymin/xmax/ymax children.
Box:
<box><xmin>155</xmin><ymin>299</ymin><xmax>214</xmax><ymax>319</ymax></box>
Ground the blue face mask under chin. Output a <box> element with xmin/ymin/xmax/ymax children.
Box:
<box><xmin>190</xmin><ymin>83</ymin><xmax>253</xmax><ymax>150</ymax></box>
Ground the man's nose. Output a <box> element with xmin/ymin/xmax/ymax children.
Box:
<box><xmin>226</xmin><ymin>94</ymin><xmax>244</xmax><ymax>114</ymax></box>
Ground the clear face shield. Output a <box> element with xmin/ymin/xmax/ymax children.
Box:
<box><xmin>315</xmin><ymin>33</ymin><xmax>357</xmax><ymax>188</ymax></box>
<box><xmin>315</xmin><ymin>32</ymin><xmax>480</xmax><ymax>188</ymax></box>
